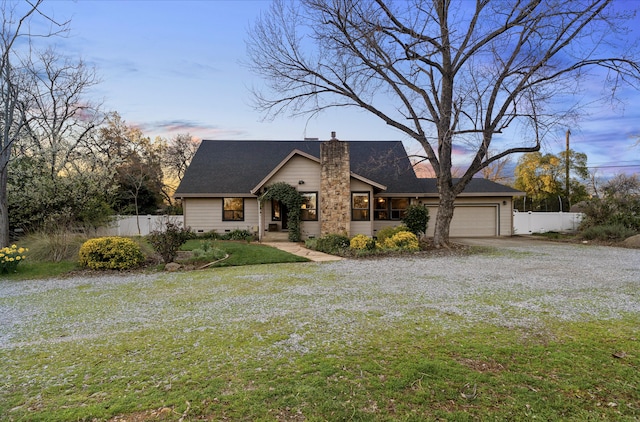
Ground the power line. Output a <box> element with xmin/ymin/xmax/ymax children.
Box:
<box><xmin>588</xmin><ymin>160</ymin><xmax>640</xmax><ymax>165</ymax></box>
<box><xmin>586</xmin><ymin>165</ymin><xmax>640</xmax><ymax>169</ymax></box>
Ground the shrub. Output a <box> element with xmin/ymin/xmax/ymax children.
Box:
<box><xmin>384</xmin><ymin>231</ymin><xmax>420</xmax><ymax>251</ymax></box>
<box><xmin>376</xmin><ymin>225</ymin><xmax>409</xmax><ymax>244</ymax></box>
<box><xmin>200</xmin><ymin>230</ymin><xmax>221</xmax><ymax>240</ymax></box>
<box><xmin>314</xmin><ymin>234</ymin><xmax>350</xmax><ymax>254</ymax></box>
<box><xmin>78</xmin><ymin>237</ymin><xmax>145</xmax><ymax>270</ymax></box>
<box><xmin>402</xmin><ymin>205</ymin><xmax>430</xmax><ymax>237</ymax></box>
<box><xmin>350</xmin><ymin>234</ymin><xmax>377</xmax><ymax>251</ymax></box>
<box><xmin>148</xmin><ymin>222</ymin><xmax>194</xmax><ymax>264</ymax></box>
<box><xmin>221</xmin><ymin>229</ymin><xmax>255</xmax><ymax>242</ymax></box>
<box><xmin>191</xmin><ymin>240</ymin><xmax>227</xmax><ymax>262</ymax></box>
<box><xmin>304</xmin><ymin>237</ymin><xmax>318</xmax><ymax>250</ymax></box>
<box><xmin>0</xmin><ymin>244</ymin><xmax>28</xmax><ymax>273</ymax></box>
<box><xmin>580</xmin><ymin>224</ymin><xmax>636</xmax><ymax>241</ymax></box>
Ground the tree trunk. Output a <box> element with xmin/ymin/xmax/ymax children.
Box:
<box><xmin>432</xmin><ymin>185</ymin><xmax>456</xmax><ymax>248</ymax></box>
<box><xmin>0</xmin><ymin>165</ymin><xmax>9</xmax><ymax>247</ymax></box>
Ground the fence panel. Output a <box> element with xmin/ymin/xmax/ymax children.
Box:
<box><xmin>98</xmin><ymin>215</ymin><xmax>184</xmax><ymax>237</ymax></box>
<box><xmin>513</xmin><ymin>212</ymin><xmax>583</xmax><ymax>234</ymax></box>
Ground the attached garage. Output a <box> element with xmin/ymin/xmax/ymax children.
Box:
<box><xmin>449</xmin><ymin>204</ymin><xmax>498</xmax><ymax>237</ymax></box>
<box><xmin>423</xmin><ymin>194</ymin><xmax>513</xmax><ymax>237</ymax></box>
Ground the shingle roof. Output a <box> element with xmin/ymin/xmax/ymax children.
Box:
<box><xmin>174</xmin><ymin>139</ymin><xmax>521</xmax><ymax>197</ymax></box>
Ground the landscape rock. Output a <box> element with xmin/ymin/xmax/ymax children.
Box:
<box><xmin>165</xmin><ymin>262</ymin><xmax>182</xmax><ymax>272</ymax></box>
<box><xmin>622</xmin><ymin>234</ymin><xmax>640</xmax><ymax>248</ymax></box>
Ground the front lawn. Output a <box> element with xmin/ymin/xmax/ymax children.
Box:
<box><xmin>1</xmin><ymin>246</ymin><xmax>638</xmax><ymax>421</ymax></box>
<box><xmin>179</xmin><ymin>239</ymin><xmax>309</xmax><ymax>266</ymax></box>
<box><xmin>0</xmin><ymin>239</ymin><xmax>308</xmax><ymax>281</ymax></box>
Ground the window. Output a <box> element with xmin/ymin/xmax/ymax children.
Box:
<box><xmin>374</xmin><ymin>197</ymin><xmax>389</xmax><ymax>220</ymax></box>
<box><xmin>374</xmin><ymin>197</ymin><xmax>409</xmax><ymax>220</ymax></box>
<box><xmin>352</xmin><ymin>192</ymin><xmax>370</xmax><ymax>221</ymax></box>
<box><xmin>223</xmin><ymin>198</ymin><xmax>244</xmax><ymax>221</ymax></box>
<box><xmin>301</xmin><ymin>192</ymin><xmax>318</xmax><ymax>221</ymax></box>
<box><xmin>391</xmin><ymin>198</ymin><xmax>409</xmax><ymax>219</ymax></box>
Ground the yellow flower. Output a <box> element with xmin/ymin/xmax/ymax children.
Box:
<box><xmin>15</xmin><ymin>256</ymin><xmax>21</xmax><ymax>261</ymax></box>
<box><xmin>18</xmin><ymin>247</ymin><xmax>25</xmax><ymax>254</ymax></box>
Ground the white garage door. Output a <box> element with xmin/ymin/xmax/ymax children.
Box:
<box><xmin>450</xmin><ymin>205</ymin><xmax>498</xmax><ymax>237</ymax></box>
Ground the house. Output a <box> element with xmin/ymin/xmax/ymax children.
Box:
<box><xmin>174</xmin><ymin>134</ymin><xmax>521</xmax><ymax>240</ymax></box>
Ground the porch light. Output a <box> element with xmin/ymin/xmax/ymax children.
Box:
<box><xmin>298</xmin><ymin>180</ymin><xmax>305</xmax><ymax>184</ymax></box>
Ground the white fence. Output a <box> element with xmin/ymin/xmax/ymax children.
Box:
<box><xmin>99</xmin><ymin>215</ymin><xmax>184</xmax><ymax>237</ymax></box>
<box><xmin>513</xmin><ymin>211</ymin><xmax>583</xmax><ymax>234</ymax></box>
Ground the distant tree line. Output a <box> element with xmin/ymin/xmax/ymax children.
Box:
<box><xmin>0</xmin><ymin>2</ymin><xmax>200</xmax><ymax>246</ymax></box>
<box><xmin>8</xmin><ymin>110</ymin><xmax>200</xmax><ymax>238</ymax></box>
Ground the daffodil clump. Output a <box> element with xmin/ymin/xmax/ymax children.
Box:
<box><xmin>0</xmin><ymin>244</ymin><xmax>28</xmax><ymax>274</ymax></box>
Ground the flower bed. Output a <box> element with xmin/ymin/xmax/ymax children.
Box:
<box><xmin>0</xmin><ymin>244</ymin><xmax>28</xmax><ymax>273</ymax></box>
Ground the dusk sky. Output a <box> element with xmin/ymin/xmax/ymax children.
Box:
<box><xmin>39</xmin><ymin>0</ymin><xmax>640</xmax><ymax>177</ymax></box>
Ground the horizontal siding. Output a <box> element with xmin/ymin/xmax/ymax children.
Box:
<box><xmin>266</xmin><ymin>156</ymin><xmax>321</xmax><ymax>191</ymax></box>
<box><xmin>350</xmin><ymin>179</ymin><xmax>371</xmax><ymax>191</ymax></box>
<box><xmin>184</xmin><ymin>197</ymin><xmax>259</xmax><ymax>235</ymax></box>
<box><xmin>300</xmin><ymin>221</ymin><xmax>321</xmax><ymax>239</ymax></box>
<box><xmin>350</xmin><ymin>221</ymin><xmax>372</xmax><ymax>237</ymax></box>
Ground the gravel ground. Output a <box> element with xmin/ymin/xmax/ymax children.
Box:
<box><xmin>1</xmin><ymin>240</ymin><xmax>639</xmax><ymax>351</ymax></box>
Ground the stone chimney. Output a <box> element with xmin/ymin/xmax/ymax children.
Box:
<box><xmin>320</xmin><ymin>131</ymin><xmax>351</xmax><ymax>236</ymax></box>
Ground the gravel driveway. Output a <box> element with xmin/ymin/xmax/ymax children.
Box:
<box><xmin>1</xmin><ymin>239</ymin><xmax>639</xmax><ymax>350</ymax></box>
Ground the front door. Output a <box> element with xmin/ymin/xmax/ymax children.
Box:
<box><xmin>272</xmin><ymin>200</ymin><xmax>289</xmax><ymax>230</ymax></box>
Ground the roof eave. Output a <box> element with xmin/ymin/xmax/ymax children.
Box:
<box><xmin>350</xmin><ymin>172</ymin><xmax>387</xmax><ymax>191</ymax></box>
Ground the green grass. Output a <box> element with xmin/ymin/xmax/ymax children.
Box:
<box><xmin>1</xmin><ymin>239</ymin><xmax>306</xmax><ymax>280</ymax></box>
<box><xmin>1</xmin><ymin>263</ymin><xmax>638</xmax><ymax>421</ymax></box>
<box><xmin>180</xmin><ymin>239</ymin><xmax>309</xmax><ymax>266</ymax></box>
<box><xmin>0</xmin><ymin>260</ymin><xmax>79</xmax><ymax>280</ymax></box>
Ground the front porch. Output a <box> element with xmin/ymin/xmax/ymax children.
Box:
<box><xmin>261</xmin><ymin>230</ymin><xmax>290</xmax><ymax>242</ymax></box>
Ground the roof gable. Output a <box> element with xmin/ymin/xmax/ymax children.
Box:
<box><xmin>250</xmin><ymin>149</ymin><xmax>320</xmax><ymax>194</ymax></box>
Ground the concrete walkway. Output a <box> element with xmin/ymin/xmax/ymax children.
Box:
<box><xmin>261</xmin><ymin>242</ymin><xmax>343</xmax><ymax>262</ymax></box>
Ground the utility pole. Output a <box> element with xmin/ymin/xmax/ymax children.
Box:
<box><xmin>565</xmin><ymin>129</ymin><xmax>571</xmax><ymax>209</ymax></box>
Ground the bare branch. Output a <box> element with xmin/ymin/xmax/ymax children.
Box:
<box><xmin>246</xmin><ymin>0</ymin><xmax>640</xmax><ymax>245</ymax></box>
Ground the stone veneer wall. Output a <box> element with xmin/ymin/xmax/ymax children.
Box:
<box><xmin>320</xmin><ymin>136</ymin><xmax>351</xmax><ymax>236</ymax></box>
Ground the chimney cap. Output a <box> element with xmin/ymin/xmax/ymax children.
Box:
<box><xmin>330</xmin><ymin>131</ymin><xmax>337</xmax><ymax>140</ymax></box>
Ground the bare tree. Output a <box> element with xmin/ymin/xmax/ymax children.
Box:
<box><xmin>159</xmin><ymin>133</ymin><xmax>200</xmax><ymax>207</ymax></box>
<box><xmin>162</xmin><ymin>133</ymin><xmax>201</xmax><ymax>183</ymax></box>
<box><xmin>0</xmin><ymin>0</ymin><xmax>68</xmax><ymax>246</ymax></box>
<box><xmin>21</xmin><ymin>48</ymin><xmax>101</xmax><ymax>182</ymax></box>
<box><xmin>247</xmin><ymin>0</ymin><xmax>640</xmax><ymax>247</ymax></box>
<box><xmin>481</xmin><ymin>151</ymin><xmax>512</xmax><ymax>184</ymax></box>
